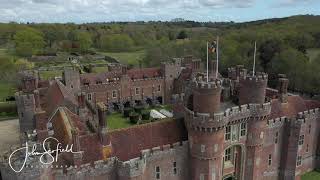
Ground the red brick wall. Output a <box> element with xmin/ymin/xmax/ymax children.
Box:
<box><xmin>108</xmin><ymin>119</ymin><xmax>188</xmax><ymax>161</ymax></box>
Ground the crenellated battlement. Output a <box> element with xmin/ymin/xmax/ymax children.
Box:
<box><xmin>66</xmin><ymin>157</ymin><xmax>117</xmax><ymax>176</ymax></box>
<box><xmin>297</xmin><ymin>108</ymin><xmax>320</xmax><ymax>120</ymax></box>
<box><xmin>267</xmin><ymin>117</ymin><xmax>287</xmax><ymax>128</ymax></box>
<box><xmin>193</xmin><ymin>79</ymin><xmax>222</xmax><ymax>90</ymax></box>
<box><xmin>184</xmin><ymin>102</ymin><xmax>271</xmax><ymax>131</ymax></box>
<box><xmin>241</xmin><ymin>73</ymin><xmax>268</xmax><ymax>82</ymax></box>
<box><xmin>131</xmin><ymin>76</ymin><xmax>164</xmax><ymax>82</ymax></box>
<box><xmin>118</xmin><ymin>141</ymin><xmax>188</xmax><ymax>177</ymax></box>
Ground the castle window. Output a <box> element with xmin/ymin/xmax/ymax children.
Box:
<box><xmin>155</xmin><ymin>166</ymin><xmax>160</xmax><ymax>179</ymax></box>
<box><xmin>296</xmin><ymin>156</ymin><xmax>302</xmax><ymax>166</ymax></box>
<box><xmin>157</xmin><ymin>85</ymin><xmax>161</xmax><ymax>92</ymax></box>
<box><xmin>201</xmin><ymin>145</ymin><xmax>206</xmax><ymax>153</ymax></box>
<box><xmin>135</xmin><ymin>87</ymin><xmax>140</xmax><ymax>95</ymax></box>
<box><xmin>87</xmin><ymin>93</ymin><xmax>92</xmax><ymax>101</ymax></box>
<box><xmin>308</xmin><ymin>125</ymin><xmax>311</xmax><ymax>134</ymax></box>
<box><xmin>21</xmin><ymin>112</ymin><xmax>24</xmax><ymax>118</ymax></box>
<box><xmin>173</xmin><ymin>161</ymin><xmax>177</xmax><ymax>175</ymax></box>
<box><xmin>306</xmin><ymin>144</ymin><xmax>309</xmax><ymax>153</ymax></box>
<box><xmin>224</xmin><ymin>148</ymin><xmax>232</xmax><ymax>162</ymax></box>
<box><xmin>298</xmin><ymin>135</ymin><xmax>304</xmax><ymax>146</ymax></box>
<box><xmin>71</xmin><ymin>85</ymin><xmax>73</xmax><ymax>89</ymax></box>
<box><xmin>240</xmin><ymin>122</ymin><xmax>246</xmax><ymax>136</ymax></box>
<box><xmin>112</xmin><ymin>90</ymin><xmax>117</xmax><ymax>98</ymax></box>
<box><xmin>225</xmin><ymin>126</ymin><xmax>231</xmax><ymax>141</ymax></box>
<box><xmin>268</xmin><ymin>154</ymin><xmax>272</xmax><ymax>166</ymax></box>
<box><xmin>275</xmin><ymin>132</ymin><xmax>279</xmax><ymax>144</ymax></box>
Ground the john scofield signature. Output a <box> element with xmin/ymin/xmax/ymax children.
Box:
<box><xmin>8</xmin><ymin>137</ymin><xmax>82</xmax><ymax>173</ymax></box>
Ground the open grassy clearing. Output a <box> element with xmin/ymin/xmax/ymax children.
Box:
<box><xmin>99</xmin><ymin>50</ymin><xmax>145</xmax><ymax>66</ymax></box>
<box><xmin>302</xmin><ymin>171</ymin><xmax>320</xmax><ymax>180</ymax></box>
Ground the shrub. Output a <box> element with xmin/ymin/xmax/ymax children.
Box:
<box><xmin>129</xmin><ymin>111</ymin><xmax>140</xmax><ymax>124</ymax></box>
<box><xmin>123</xmin><ymin>107</ymin><xmax>133</xmax><ymax>117</ymax></box>
<box><xmin>141</xmin><ymin>110</ymin><xmax>150</xmax><ymax>120</ymax></box>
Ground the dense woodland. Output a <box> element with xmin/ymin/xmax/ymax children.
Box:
<box><xmin>1</xmin><ymin>15</ymin><xmax>320</xmax><ymax>94</ymax></box>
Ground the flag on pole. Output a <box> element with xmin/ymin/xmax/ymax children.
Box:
<box><xmin>208</xmin><ymin>41</ymin><xmax>217</xmax><ymax>53</ymax></box>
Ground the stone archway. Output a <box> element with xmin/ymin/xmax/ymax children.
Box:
<box><xmin>222</xmin><ymin>144</ymin><xmax>245</xmax><ymax>180</ymax></box>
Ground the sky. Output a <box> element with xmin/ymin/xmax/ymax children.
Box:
<box><xmin>0</xmin><ymin>0</ymin><xmax>319</xmax><ymax>23</ymax></box>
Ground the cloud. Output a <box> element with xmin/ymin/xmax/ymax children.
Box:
<box><xmin>275</xmin><ymin>0</ymin><xmax>319</xmax><ymax>7</ymax></box>
<box><xmin>0</xmin><ymin>0</ymin><xmax>255</xmax><ymax>23</ymax></box>
<box><xmin>199</xmin><ymin>0</ymin><xmax>254</xmax><ymax>8</ymax></box>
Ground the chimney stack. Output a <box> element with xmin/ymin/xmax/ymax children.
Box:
<box><xmin>236</xmin><ymin>65</ymin><xmax>245</xmax><ymax>79</ymax></box>
<box><xmin>97</xmin><ymin>103</ymin><xmax>107</xmax><ymax>128</ymax></box>
<box><xmin>278</xmin><ymin>74</ymin><xmax>289</xmax><ymax>103</ymax></box>
<box><xmin>71</xmin><ymin>129</ymin><xmax>83</xmax><ymax>166</ymax></box>
<box><xmin>77</xmin><ymin>92</ymin><xmax>86</xmax><ymax>108</ymax></box>
<box><xmin>34</xmin><ymin>90</ymin><xmax>41</xmax><ymax>110</ymax></box>
<box><xmin>97</xmin><ymin>103</ymin><xmax>109</xmax><ymax>145</ymax></box>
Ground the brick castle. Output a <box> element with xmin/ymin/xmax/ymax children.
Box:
<box><xmin>0</xmin><ymin>56</ymin><xmax>320</xmax><ymax>180</ymax></box>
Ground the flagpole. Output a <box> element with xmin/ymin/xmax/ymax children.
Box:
<box><xmin>216</xmin><ymin>36</ymin><xmax>219</xmax><ymax>79</ymax></box>
<box><xmin>207</xmin><ymin>41</ymin><xmax>209</xmax><ymax>82</ymax></box>
<box><xmin>253</xmin><ymin>41</ymin><xmax>257</xmax><ymax>76</ymax></box>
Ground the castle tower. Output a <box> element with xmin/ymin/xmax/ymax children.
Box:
<box><xmin>184</xmin><ymin>77</ymin><xmax>224</xmax><ymax>180</ymax></box>
<box><xmin>20</xmin><ymin>70</ymin><xmax>39</xmax><ymax>93</ymax></box>
<box><xmin>238</xmin><ymin>72</ymin><xmax>268</xmax><ymax>105</ymax></box>
<box><xmin>15</xmin><ymin>92</ymin><xmax>36</xmax><ymax>132</ymax></box>
<box><xmin>192</xmin><ymin>78</ymin><xmax>222</xmax><ymax>113</ymax></box>
<box><xmin>62</xmin><ymin>68</ymin><xmax>80</xmax><ymax>95</ymax></box>
<box><xmin>161</xmin><ymin>60</ymin><xmax>182</xmax><ymax>104</ymax></box>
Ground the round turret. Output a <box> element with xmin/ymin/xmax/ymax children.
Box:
<box><xmin>238</xmin><ymin>72</ymin><xmax>268</xmax><ymax>105</ymax></box>
<box><xmin>192</xmin><ymin>78</ymin><xmax>222</xmax><ymax>113</ymax></box>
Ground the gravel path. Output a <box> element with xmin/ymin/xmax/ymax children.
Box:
<box><xmin>0</xmin><ymin>119</ymin><xmax>20</xmax><ymax>155</ymax></box>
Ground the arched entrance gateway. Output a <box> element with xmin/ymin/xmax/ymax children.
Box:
<box><xmin>222</xmin><ymin>144</ymin><xmax>245</xmax><ymax>180</ymax></box>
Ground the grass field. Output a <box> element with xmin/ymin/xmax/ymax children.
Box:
<box><xmin>307</xmin><ymin>48</ymin><xmax>320</xmax><ymax>62</ymax></box>
<box><xmin>302</xmin><ymin>171</ymin><xmax>320</xmax><ymax>180</ymax></box>
<box><xmin>107</xmin><ymin>113</ymin><xmax>134</xmax><ymax>130</ymax></box>
<box><xmin>99</xmin><ymin>50</ymin><xmax>145</xmax><ymax>66</ymax></box>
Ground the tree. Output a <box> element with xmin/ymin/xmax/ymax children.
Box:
<box><xmin>271</xmin><ymin>48</ymin><xmax>308</xmax><ymax>91</ymax></box>
<box><xmin>258</xmin><ymin>39</ymin><xmax>283</xmax><ymax>72</ymax></box>
<box><xmin>177</xmin><ymin>30</ymin><xmax>188</xmax><ymax>39</ymax></box>
<box><xmin>14</xmin><ymin>28</ymin><xmax>45</xmax><ymax>57</ymax></box>
<box><xmin>100</xmin><ymin>34</ymin><xmax>134</xmax><ymax>52</ymax></box>
<box><xmin>74</xmin><ymin>31</ymin><xmax>92</xmax><ymax>53</ymax></box>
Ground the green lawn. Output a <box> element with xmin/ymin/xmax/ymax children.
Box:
<box><xmin>307</xmin><ymin>48</ymin><xmax>320</xmax><ymax>62</ymax></box>
<box><xmin>302</xmin><ymin>171</ymin><xmax>320</xmax><ymax>180</ymax></box>
<box><xmin>107</xmin><ymin>113</ymin><xmax>134</xmax><ymax>130</ymax></box>
<box><xmin>0</xmin><ymin>82</ymin><xmax>16</xmax><ymax>101</ymax></box>
<box><xmin>99</xmin><ymin>50</ymin><xmax>145</xmax><ymax>66</ymax></box>
<box><xmin>40</xmin><ymin>70</ymin><xmax>62</xmax><ymax>80</ymax></box>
